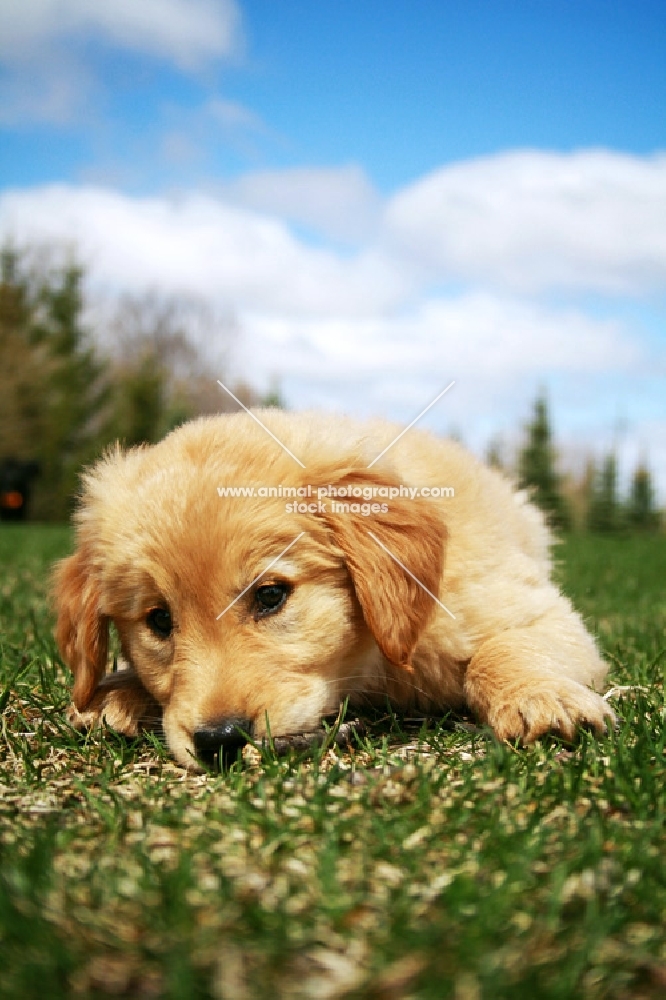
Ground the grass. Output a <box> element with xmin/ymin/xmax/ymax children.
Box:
<box><xmin>0</xmin><ymin>525</ymin><xmax>664</xmax><ymax>999</ymax></box>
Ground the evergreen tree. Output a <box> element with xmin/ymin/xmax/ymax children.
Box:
<box><xmin>261</xmin><ymin>378</ymin><xmax>285</xmax><ymax>409</ymax></box>
<box><xmin>111</xmin><ymin>354</ymin><xmax>169</xmax><ymax>447</ymax></box>
<box><xmin>517</xmin><ymin>395</ymin><xmax>570</xmax><ymax>530</ymax></box>
<box><xmin>0</xmin><ymin>247</ymin><xmax>110</xmax><ymax>519</ymax></box>
<box><xmin>0</xmin><ymin>249</ymin><xmax>48</xmax><ymax>458</ymax></box>
<box><xmin>627</xmin><ymin>463</ymin><xmax>660</xmax><ymax>531</ymax></box>
<box><xmin>587</xmin><ymin>453</ymin><xmax>623</xmax><ymax>534</ymax></box>
<box><xmin>1</xmin><ymin>246</ymin><xmax>272</xmax><ymax>519</ymax></box>
<box><xmin>485</xmin><ymin>435</ymin><xmax>504</xmax><ymax>471</ymax></box>
<box><xmin>569</xmin><ymin>457</ymin><xmax>596</xmax><ymax>533</ymax></box>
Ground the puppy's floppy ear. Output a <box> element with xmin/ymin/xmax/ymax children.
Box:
<box><xmin>319</xmin><ymin>472</ymin><xmax>447</xmax><ymax>669</ymax></box>
<box><xmin>53</xmin><ymin>550</ymin><xmax>109</xmax><ymax>711</ymax></box>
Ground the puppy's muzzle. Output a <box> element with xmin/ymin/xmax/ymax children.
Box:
<box><xmin>193</xmin><ymin>718</ymin><xmax>252</xmax><ymax>769</ymax></box>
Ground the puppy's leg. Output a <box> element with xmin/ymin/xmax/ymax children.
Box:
<box><xmin>464</xmin><ymin>605</ymin><xmax>615</xmax><ymax>742</ymax></box>
<box><xmin>67</xmin><ymin>668</ymin><xmax>162</xmax><ymax>737</ymax></box>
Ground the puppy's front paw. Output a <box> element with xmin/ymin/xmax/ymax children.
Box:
<box><xmin>66</xmin><ymin>701</ymin><xmax>106</xmax><ymax>732</ymax></box>
<box><xmin>66</xmin><ymin>670</ymin><xmax>161</xmax><ymax>738</ymax></box>
<box><xmin>487</xmin><ymin>679</ymin><xmax>616</xmax><ymax>743</ymax></box>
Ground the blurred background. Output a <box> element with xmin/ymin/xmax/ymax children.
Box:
<box><xmin>0</xmin><ymin>0</ymin><xmax>664</xmax><ymax>527</ymax></box>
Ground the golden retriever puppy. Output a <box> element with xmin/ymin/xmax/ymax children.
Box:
<box><xmin>53</xmin><ymin>411</ymin><xmax>614</xmax><ymax>768</ymax></box>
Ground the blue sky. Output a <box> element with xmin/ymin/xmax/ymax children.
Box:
<box><xmin>0</xmin><ymin>0</ymin><xmax>665</xmax><ymax>494</ymax></box>
<box><xmin>241</xmin><ymin>0</ymin><xmax>666</xmax><ymax>184</ymax></box>
<box><xmin>3</xmin><ymin>0</ymin><xmax>666</xmax><ymax>190</ymax></box>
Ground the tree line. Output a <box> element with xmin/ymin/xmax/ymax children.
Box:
<box><xmin>0</xmin><ymin>246</ymin><xmax>279</xmax><ymax>520</ymax></box>
<box><xmin>501</xmin><ymin>396</ymin><xmax>662</xmax><ymax>535</ymax></box>
<box><xmin>0</xmin><ymin>245</ymin><xmax>661</xmax><ymax>529</ymax></box>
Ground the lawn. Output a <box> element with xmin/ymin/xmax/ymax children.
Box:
<box><xmin>0</xmin><ymin>526</ymin><xmax>664</xmax><ymax>999</ymax></box>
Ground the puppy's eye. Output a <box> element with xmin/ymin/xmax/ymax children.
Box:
<box><xmin>146</xmin><ymin>607</ymin><xmax>173</xmax><ymax>638</ymax></box>
<box><xmin>254</xmin><ymin>583</ymin><xmax>289</xmax><ymax>618</ymax></box>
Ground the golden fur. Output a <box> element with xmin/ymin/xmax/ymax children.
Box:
<box><xmin>53</xmin><ymin>411</ymin><xmax>615</xmax><ymax>768</ymax></box>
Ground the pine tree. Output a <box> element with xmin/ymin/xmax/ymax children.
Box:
<box><xmin>0</xmin><ymin>249</ymin><xmax>49</xmax><ymax>458</ymax></box>
<box><xmin>0</xmin><ymin>246</ymin><xmax>110</xmax><ymax>519</ymax></box>
<box><xmin>1</xmin><ymin>246</ymin><xmax>270</xmax><ymax>518</ymax></box>
<box><xmin>38</xmin><ymin>260</ymin><xmax>110</xmax><ymax>516</ymax></box>
<box><xmin>111</xmin><ymin>354</ymin><xmax>169</xmax><ymax>447</ymax></box>
<box><xmin>568</xmin><ymin>457</ymin><xmax>596</xmax><ymax>533</ymax></box>
<box><xmin>587</xmin><ymin>453</ymin><xmax>622</xmax><ymax>534</ymax></box>
<box><xmin>517</xmin><ymin>395</ymin><xmax>570</xmax><ymax>530</ymax></box>
<box><xmin>485</xmin><ymin>435</ymin><xmax>504</xmax><ymax>471</ymax></box>
<box><xmin>261</xmin><ymin>378</ymin><xmax>285</xmax><ymax>409</ymax></box>
<box><xmin>627</xmin><ymin>463</ymin><xmax>660</xmax><ymax>531</ymax></box>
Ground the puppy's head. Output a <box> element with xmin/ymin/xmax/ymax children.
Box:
<box><xmin>53</xmin><ymin>414</ymin><xmax>446</xmax><ymax>768</ymax></box>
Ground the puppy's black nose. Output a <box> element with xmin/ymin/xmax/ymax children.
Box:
<box><xmin>193</xmin><ymin>718</ymin><xmax>251</xmax><ymax>769</ymax></box>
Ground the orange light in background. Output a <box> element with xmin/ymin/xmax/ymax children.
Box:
<box><xmin>1</xmin><ymin>491</ymin><xmax>24</xmax><ymax>509</ymax></box>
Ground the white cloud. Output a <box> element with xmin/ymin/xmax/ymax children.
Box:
<box><xmin>0</xmin><ymin>184</ymin><xmax>410</xmax><ymax>316</ymax></box>
<box><xmin>224</xmin><ymin>165</ymin><xmax>383</xmax><ymax>244</ymax></box>
<box><xmin>0</xmin><ymin>0</ymin><xmax>241</xmax><ymax>69</ymax></box>
<box><xmin>96</xmin><ymin>97</ymin><xmax>275</xmax><ymax>182</ymax></box>
<box><xmin>0</xmin><ymin>55</ymin><xmax>92</xmax><ymax>127</ymax></box>
<box><xmin>206</xmin><ymin>98</ymin><xmax>266</xmax><ymax>132</ymax></box>
<box><xmin>235</xmin><ymin>305</ymin><xmax>665</xmax><ymax>496</ymax></box>
<box><xmin>0</xmin><ymin>164</ymin><xmax>658</xmax><ymax>348</ymax></box>
<box><xmin>0</xmin><ymin>0</ymin><xmax>242</xmax><ymax>124</ymax></box>
<box><xmin>0</xmin><ymin>152</ymin><xmax>663</xmax><ymax>495</ymax></box>
<box><xmin>197</xmin><ymin>97</ymin><xmax>276</xmax><ymax>161</ymax></box>
<box><xmin>385</xmin><ymin>149</ymin><xmax>666</xmax><ymax>295</ymax></box>
<box><xmin>155</xmin><ymin>98</ymin><xmax>276</xmax><ymax>176</ymax></box>
<box><xmin>239</xmin><ymin>295</ymin><xmax>641</xmax><ymax>398</ymax></box>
